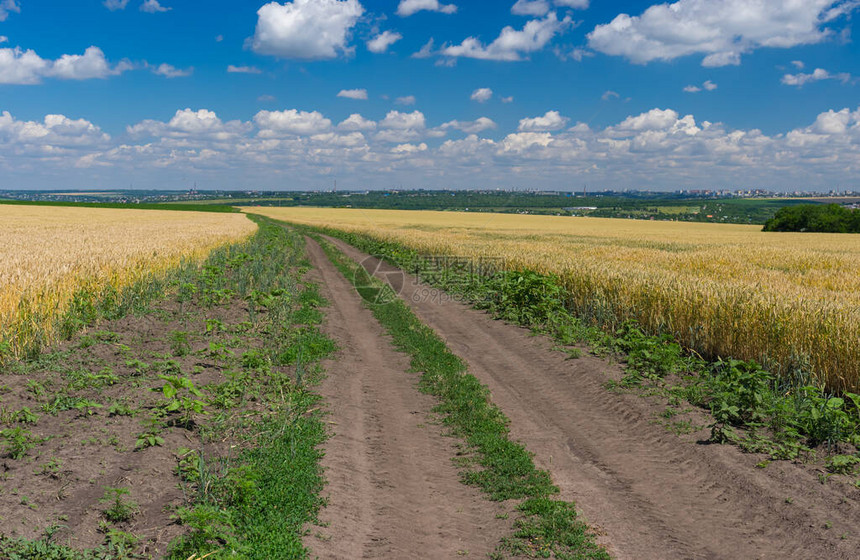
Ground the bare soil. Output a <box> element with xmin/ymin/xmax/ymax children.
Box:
<box><xmin>302</xmin><ymin>237</ymin><xmax>513</xmax><ymax>559</ymax></box>
<box><xmin>0</xmin><ymin>294</ymin><xmax>260</xmax><ymax>556</ymax></box>
<box><xmin>325</xmin><ymin>234</ymin><xmax>860</xmax><ymax>560</ymax></box>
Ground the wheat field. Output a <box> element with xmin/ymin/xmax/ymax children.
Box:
<box><xmin>250</xmin><ymin>207</ymin><xmax>860</xmax><ymax>392</ymax></box>
<box><xmin>0</xmin><ymin>205</ymin><xmax>257</xmax><ymax>358</ymax></box>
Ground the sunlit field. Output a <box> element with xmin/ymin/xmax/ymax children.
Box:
<box><xmin>0</xmin><ymin>205</ymin><xmax>257</xmax><ymax>359</ymax></box>
<box><xmin>251</xmin><ymin>207</ymin><xmax>860</xmax><ymax>392</ymax></box>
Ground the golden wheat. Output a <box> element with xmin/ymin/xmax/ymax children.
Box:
<box><xmin>0</xmin><ymin>205</ymin><xmax>257</xmax><ymax>358</ymax></box>
<box><xmin>250</xmin><ymin>207</ymin><xmax>860</xmax><ymax>392</ymax></box>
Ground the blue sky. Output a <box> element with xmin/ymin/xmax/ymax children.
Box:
<box><xmin>1</xmin><ymin>0</ymin><xmax>859</xmax><ymax>191</ymax></box>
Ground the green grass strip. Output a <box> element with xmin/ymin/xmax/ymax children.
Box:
<box><xmin>315</xmin><ymin>235</ymin><xmax>609</xmax><ymax>560</ymax></box>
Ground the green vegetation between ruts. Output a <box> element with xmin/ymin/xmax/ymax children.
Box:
<box><xmin>308</xmin><ymin>227</ymin><xmax>860</xmax><ymax>471</ymax></box>
<box><xmin>313</xmin><ymin>233</ymin><xmax>610</xmax><ymax>560</ymax></box>
<box><xmin>763</xmin><ymin>204</ymin><xmax>860</xmax><ymax>233</ymax></box>
<box><xmin>0</xmin><ymin>217</ymin><xmax>336</xmax><ymax>559</ymax></box>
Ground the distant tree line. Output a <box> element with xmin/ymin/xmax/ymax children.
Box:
<box><xmin>763</xmin><ymin>204</ymin><xmax>860</xmax><ymax>233</ymax></box>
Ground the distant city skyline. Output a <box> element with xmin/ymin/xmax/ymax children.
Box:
<box><xmin>1</xmin><ymin>0</ymin><xmax>859</xmax><ymax>190</ymax></box>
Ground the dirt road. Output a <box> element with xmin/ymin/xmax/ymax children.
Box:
<box><xmin>325</xmin><ymin>235</ymin><xmax>860</xmax><ymax>560</ymax></box>
<box><xmin>303</xmin><ymin>237</ymin><xmax>511</xmax><ymax>559</ymax></box>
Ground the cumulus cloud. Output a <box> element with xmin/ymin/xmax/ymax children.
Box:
<box><xmin>140</xmin><ymin>0</ymin><xmax>170</xmax><ymax>13</ymax></box>
<box><xmin>470</xmin><ymin>87</ymin><xmax>493</xmax><ymax>102</ymax></box>
<box><xmin>127</xmin><ymin>109</ymin><xmax>251</xmax><ymax>141</ymax></box>
<box><xmin>782</xmin><ymin>67</ymin><xmax>851</xmax><ymax>86</ymax></box>
<box><xmin>440</xmin><ymin>13</ymin><xmax>571</xmax><ymax>61</ymax></box>
<box><xmin>227</xmin><ymin>65</ymin><xmax>262</xmax><ymax>74</ymax></box>
<box><xmin>9</xmin><ymin>104</ymin><xmax>860</xmax><ymax>190</ymax></box>
<box><xmin>337</xmin><ymin>113</ymin><xmax>376</xmax><ymax>131</ymax></box>
<box><xmin>382</xmin><ymin>111</ymin><xmax>425</xmax><ymax>130</ymax></box>
<box><xmin>441</xmin><ymin>117</ymin><xmax>497</xmax><ymax>133</ymax></box>
<box><xmin>0</xmin><ymin>0</ymin><xmax>20</xmax><ymax>21</ymax></box>
<box><xmin>391</xmin><ymin>142</ymin><xmax>427</xmax><ymax>154</ymax></box>
<box><xmin>367</xmin><ymin>30</ymin><xmax>403</xmax><ymax>53</ymax></box>
<box><xmin>395</xmin><ymin>95</ymin><xmax>416</xmax><ymax>105</ymax></box>
<box><xmin>374</xmin><ymin>110</ymin><xmax>426</xmax><ymax>142</ymax></box>
<box><xmin>150</xmin><ymin>63</ymin><xmax>192</xmax><ymax>78</ymax></box>
<box><xmin>254</xmin><ymin>109</ymin><xmax>332</xmax><ymax>136</ymax></box>
<box><xmin>396</xmin><ymin>0</ymin><xmax>456</xmax><ymax>17</ymax></box>
<box><xmin>587</xmin><ymin>0</ymin><xmax>859</xmax><ymax>67</ymax></box>
<box><xmin>103</xmin><ymin>0</ymin><xmax>129</xmax><ymax>10</ymax></box>
<box><xmin>0</xmin><ymin>46</ymin><xmax>131</xmax><ymax>84</ymax></box>
<box><xmin>337</xmin><ymin>88</ymin><xmax>368</xmax><ymax>100</ymax></box>
<box><xmin>518</xmin><ymin>110</ymin><xmax>568</xmax><ymax>131</ymax></box>
<box><xmin>0</xmin><ymin>36</ymin><xmax>7</xmax><ymax>43</ymax></box>
<box><xmin>51</xmin><ymin>47</ymin><xmax>126</xmax><ymax>80</ymax></box>
<box><xmin>0</xmin><ymin>111</ymin><xmax>110</xmax><ymax>148</ymax></box>
<box><xmin>791</xmin><ymin>60</ymin><xmax>805</xmax><ymax>69</ymax></box>
<box><xmin>249</xmin><ymin>0</ymin><xmax>364</xmax><ymax>60</ymax></box>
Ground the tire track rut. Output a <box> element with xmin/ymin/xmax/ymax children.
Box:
<box><xmin>326</xmin><ymin>234</ymin><xmax>860</xmax><ymax>560</ymax></box>
<box><xmin>302</xmin><ymin>236</ymin><xmax>511</xmax><ymax>559</ymax></box>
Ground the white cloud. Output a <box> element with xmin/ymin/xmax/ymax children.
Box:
<box><xmin>441</xmin><ymin>13</ymin><xmax>571</xmax><ymax>61</ymax></box>
<box><xmin>441</xmin><ymin>117</ymin><xmax>497</xmax><ymax>133</ymax></box>
<box><xmin>587</xmin><ymin>0</ymin><xmax>859</xmax><ymax>67</ymax></box>
<box><xmin>140</xmin><ymin>0</ymin><xmax>170</xmax><ymax>13</ymax></box>
<box><xmin>258</xmin><ymin>94</ymin><xmax>277</xmax><ymax>102</ymax></box>
<box><xmin>103</xmin><ymin>0</ymin><xmax>129</xmax><ymax>10</ymax></box>
<box><xmin>367</xmin><ymin>30</ymin><xmax>403</xmax><ymax>53</ymax></box>
<box><xmin>0</xmin><ymin>46</ymin><xmax>131</xmax><ymax>84</ymax></box>
<box><xmin>791</xmin><ymin>60</ymin><xmax>805</xmax><ymax>69</ymax></box>
<box><xmin>9</xmin><ymin>104</ymin><xmax>860</xmax><ymax>190</ymax></box>
<box><xmin>512</xmin><ymin>0</ymin><xmax>549</xmax><ymax>16</ymax></box>
<box><xmin>395</xmin><ymin>95</ymin><xmax>416</xmax><ymax>105</ymax></box>
<box><xmin>413</xmin><ymin>38</ymin><xmax>435</xmax><ymax>58</ymax></box>
<box><xmin>501</xmin><ymin>96</ymin><xmax>514</xmax><ymax>103</ymax></box>
<box><xmin>518</xmin><ymin>110</ymin><xmax>568</xmax><ymax>131</ymax></box>
<box><xmin>512</xmin><ymin>0</ymin><xmax>587</xmax><ymax>15</ymax></box>
<box><xmin>601</xmin><ymin>90</ymin><xmax>620</xmax><ymax>100</ymax></box>
<box><xmin>470</xmin><ymin>87</ymin><xmax>493</xmax><ymax>102</ymax></box>
<box><xmin>0</xmin><ymin>0</ymin><xmax>20</xmax><ymax>21</ymax></box>
<box><xmin>0</xmin><ymin>36</ymin><xmax>7</xmax><ymax>44</ymax></box>
<box><xmin>610</xmin><ymin>108</ymin><xmax>689</xmax><ymax>134</ymax></box>
<box><xmin>337</xmin><ymin>113</ymin><xmax>376</xmax><ymax>131</ymax></box>
<box><xmin>555</xmin><ymin>46</ymin><xmax>592</xmax><ymax>62</ymax></box>
<box><xmin>216</xmin><ymin>35</ymin><xmax>224</xmax><ymax>42</ymax></box>
<box><xmin>227</xmin><ymin>65</ymin><xmax>262</xmax><ymax>74</ymax></box>
<box><xmin>684</xmin><ymin>80</ymin><xmax>717</xmax><ymax>93</ymax></box>
<box><xmin>0</xmin><ymin>47</ymin><xmax>49</xmax><ymax>84</ymax></box>
<box><xmin>254</xmin><ymin>109</ymin><xmax>332</xmax><ymax>135</ymax></box>
<box><xmin>249</xmin><ymin>0</ymin><xmax>364</xmax><ymax>60</ymax></box>
<box><xmin>51</xmin><ymin>47</ymin><xmax>123</xmax><ymax>80</ymax></box>
<box><xmin>151</xmin><ymin>63</ymin><xmax>192</xmax><ymax>78</ymax></box>
<box><xmin>782</xmin><ymin>67</ymin><xmax>851</xmax><ymax>86</ymax></box>
<box><xmin>380</xmin><ymin>110</ymin><xmax>424</xmax><ymax>130</ymax></box>
<box><xmin>391</xmin><ymin>142</ymin><xmax>427</xmax><ymax>154</ymax></box>
<box><xmin>337</xmin><ymin>88</ymin><xmax>368</xmax><ymax>100</ymax></box>
<box><xmin>396</xmin><ymin>0</ymin><xmax>456</xmax><ymax>17</ymax></box>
